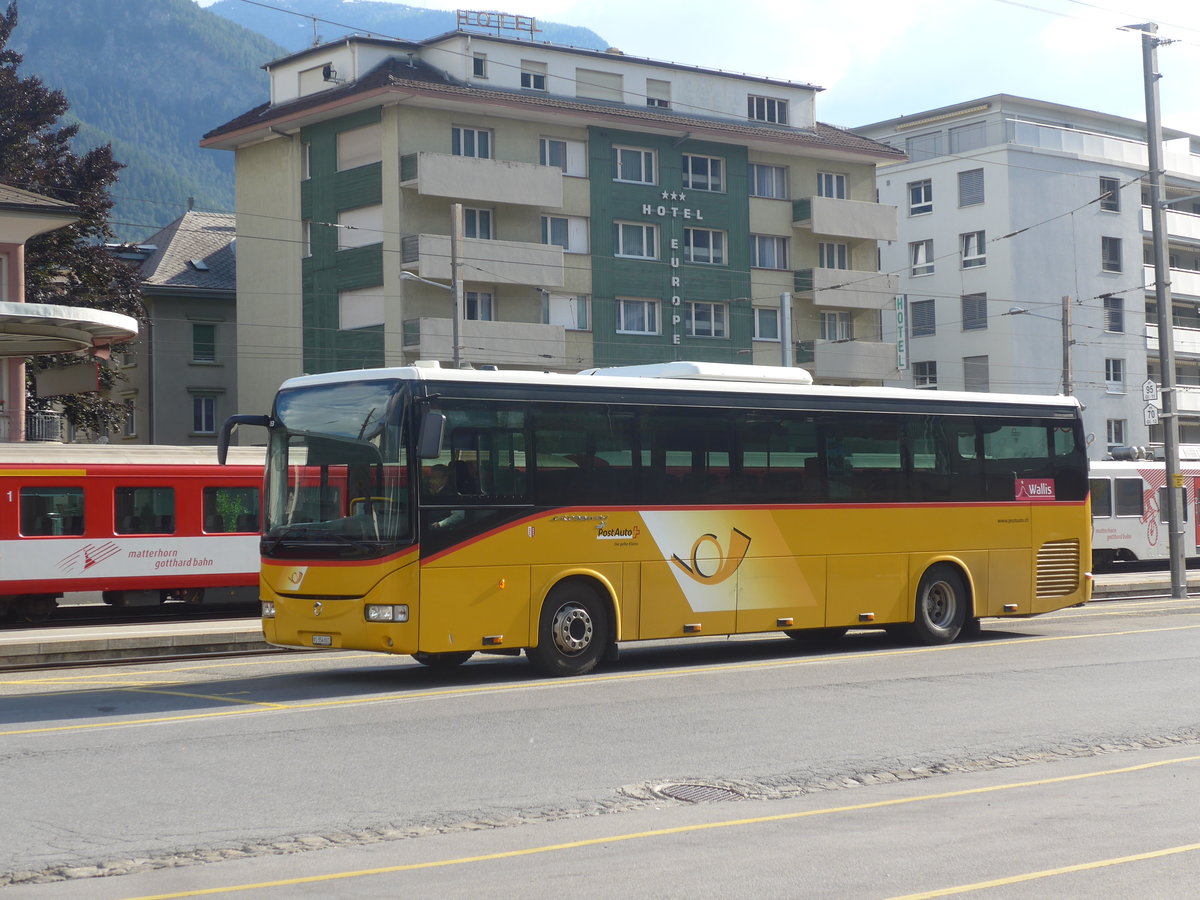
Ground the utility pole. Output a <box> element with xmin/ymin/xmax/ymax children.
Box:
<box><xmin>779</xmin><ymin>291</ymin><xmax>792</xmax><ymax>367</ymax></box>
<box><xmin>450</xmin><ymin>202</ymin><xmax>464</xmax><ymax>368</ymax></box>
<box><xmin>1136</xmin><ymin>22</ymin><xmax>1187</xmax><ymax>598</ymax></box>
<box><xmin>1061</xmin><ymin>295</ymin><xmax>1073</xmax><ymax>396</ymax></box>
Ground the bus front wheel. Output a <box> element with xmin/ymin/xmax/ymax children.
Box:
<box><xmin>527</xmin><ymin>583</ymin><xmax>609</xmax><ymax>677</ymax></box>
<box><xmin>903</xmin><ymin>565</ymin><xmax>967</xmax><ymax>645</ymax></box>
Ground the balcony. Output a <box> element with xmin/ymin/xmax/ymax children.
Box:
<box><xmin>794</xmin><ymin>268</ymin><xmax>898</xmax><ymax>310</ymax></box>
<box><xmin>399</xmin><ymin>152</ymin><xmax>562</xmax><ymax>208</ymax></box>
<box><xmin>1176</xmin><ymin>386</ymin><xmax>1200</xmax><ymax>414</ymax></box>
<box><xmin>792</xmin><ymin>196</ymin><xmax>897</xmax><ymax>242</ymax></box>
<box><xmin>401</xmin><ymin>233</ymin><xmax>564</xmax><ymax>288</ymax></box>
<box><xmin>1</xmin><ymin>410</ymin><xmax>66</xmax><ymax>442</ymax></box>
<box><xmin>402</xmin><ymin>317</ymin><xmax>567</xmax><ymax>368</ymax></box>
<box><xmin>1146</xmin><ymin>323</ymin><xmax>1200</xmax><ymax>358</ymax></box>
<box><xmin>1144</xmin><ymin>264</ymin><xmax>1200</xmax><ymax>300</ymax></box>
<box><xmin>1142</xmin><ymin>206</ymin><xmax>1200</xmax><ymax>243</ymax></box>
<box><xmin>794</xmin><ymin>339</ymin><xmax>900</xmax><ymax>382</ymax></box>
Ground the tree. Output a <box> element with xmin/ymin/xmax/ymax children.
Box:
<box><xmin>0</xmin><ymin>0</ymin><xmax>145</xmax><ymax>436</ymax></box>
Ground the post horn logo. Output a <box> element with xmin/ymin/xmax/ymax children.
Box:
<box><xmin>671</xmin><ymin>528</ymin><xmax>752</xmax><ymax>585</ymax></box>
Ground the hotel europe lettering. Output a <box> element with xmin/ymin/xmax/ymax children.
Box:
<box><xmin>642</xmin><ymin>191</ymin><xmax>705</xmax><ymax>347</ymax></box>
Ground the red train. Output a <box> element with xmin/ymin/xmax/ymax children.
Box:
<box><xmin>0</xmin><ymin>444</ymin><xmax>264</xmax><ymax>622</ymax></box>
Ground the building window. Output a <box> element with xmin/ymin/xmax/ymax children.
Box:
<box><xmin>1102</xmin><ymin>236</ymin><xmax>1123</xmax><ymax>272</ymax></box>
<box><xmin>750</xmin><ymin>235</ymin><xmax>789</xmax><ymax>270</ymax></box>
<box><xmin>464</xmin><ymin>208</ymin><xmax>493</xmax><ymax>240</ymax></box>
<box><xmin>302</xmin><ymin>220</ymin><xmax>311</xmax><ymax>258</ymax></box>
<box><xmin>910</xmin><ymin>239</ymin><xmax>934</xmax><ymax>276</ymax></box>
<box><xmin>913</xmin><ymin>361</ymin><xmax>937</xmax><ymax>389</ymax></box>
<box><xmin>616</xmin><ymin>298</ymin><xmax>659</xmax><ymax>334</ymax></box>
<box><xmin>958</xmin><ymin>168</ymin><xmax>984</xmax><ymax>206</ymax></box>
<box><xmin>541</xmin><ymin>215</ymin><xmax>588</xmax><ymax>253</ymax></box>
<box><xmin>748</xmin><ymin>95</ymin><xmax>788</xmax><ymax>124</ymax></box>
<box><xmin>748</xmin><ymin>163</ymin><xmax>787</xmax><ymax>199</ymax></box>
<box><xmin>576</xmin><ymin>68</ymin><xmax>622</xmax><ymax>101</ymax></box>
<box><xmin>817</xmin><ymin>172</ymin><xmax>847</xmax><ymax>200</ymax></box>
<box><xmin>819</xmin><ymin>310</ymin><xmax>852</xmax><ymax>341</ymax></box>
<box><xmin>1106</xmin><ymin>358</ymin><xmax>1125</xmax><ymax>393</ymax></box>
<box><xmin>613</xmin><ymin>145</ymin><xmax>655</xmax><ymax>184</ymax></box>
<box><xmin>520</xmin><ymin>60</ymin><xmax>547</xmax><ymax>91</ymax></box>
<box><xmin>193</xmin><ymin>396</ymin><xmax>216</xmax><ymax>435</ymax></box>
<box><xmin>336</xmin><ymin>122</ymin><xmax>382</xmax><ymax>171</ymax></box>
<box><xmin>683</xmin><ymin>227</ymin><xmax>726</xmax><ymax>265</ymax></box>
<box><xmin>961</xmin><ymin>230</ymin><xmax>986</xmax><ymax>268</ymax></box>
<box><xmin>910</xmin><ymin>299</ymin><xmax>935</xmax><ymax>337</ymax></box>
<box><xmin>909</xmin><ymin>179</ymin><xmax>932</xmax><ymax>215</ymax></box>
<box><xmin>466</xmin><ymin>291</ymin><xmax>494</xmax><ymax>321</ymax></box>
<box><xmin>339</xmin><ymin>287</ymin><xmax>384</xmax><ymax>330</ymax></box>
<box><xmin>818</xmin><ymin>242</ymin><xmax>848</xmax><ymax>270</ymax></box>
<box><xmin>539</xmin><ymin>137</ymin><xmax>587</xmax><ymax>176</ymax></box>
<box><xmin>646</xmin><ymin>78</ymin><xmax>671</xmax><ymax>108</ymax></box>
<box><xmin>472</xmin><ymin>53</ymin><xmax>487</xmax><ymax>78</ymax></box>
<box><xmin>192</xmin><ymin>323</ymin><xmax>216</xmax><ymax>362</ymax></box>
<box><xmin>121</xmin><ymin>394</ymin><xmax>137</xmax><ymax>437</ymax></box>
<box><xmin>613</xmin><ymin>221</ymin><xmax>657</xmax><ymax>259</ymax></box>
<box><xmin>1100</xmin><ymin>176</ymin><xmax>1121</xmax><ymax>212</ymax></box>
<box><xmin>1107</xmin><ymin>418</ymin><xmax>1126</xmax><ymax>451</ymax></box>
<box><xmin>452</xmin><ymin>125</ymin><xmax>491</xmax><ymax>159</ymax></box>
<box><xmin>543</xmin><ymin>293</ymin><xmax>589</xmax><ymax>331</ymax></box>
<box><xmin>685</xmin><ymin>301</ymin><xmax>728</xmax><ymax>338</ymax></box>
<box><xmin>754</xmin><ymin>307</ymin><xmax>780</xmax><ymax>341</ymax></box>
<box><xmin>337</xmin><ymin>204</ymin><xmax>384</xmax><ymax>250</ymax></box>
<box><xmin>300</xmin><ymin>142</ymin><xmax>311</xmax><ymax>181</ymax></box>
<box><xmin>681</xmin><ymin>154</ymin><xmax>724</xmax><ymax>192</ymax></box>
<box><xmin>1103</xmin><ymin>295</ymin><xmax>1125</xmax><ymax>333</ymax></box>
<box><xmin>961</xmin><ymin>293</ymin><xmax>988</xmax><ymax>331</ymax></box>
<box><xmin>963</xmin><ymin>355</ymin><xmax>989</xmax><ymax>392</ymax></box>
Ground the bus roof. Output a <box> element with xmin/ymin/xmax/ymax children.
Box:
<box><xmin>277</xmin><ymin>361</ymin><xmax>1082</xmax><ymax>413</ymax></box>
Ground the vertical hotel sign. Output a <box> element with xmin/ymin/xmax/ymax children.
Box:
<box><xmin>641</xmin><ymin>192</ymin><xmax>705</xmax><ymax>347</ymax></box>
<box><xmin>895</xmin><ymin>295</ymin><xmax>908</xmax><ymax>370</ymax></box>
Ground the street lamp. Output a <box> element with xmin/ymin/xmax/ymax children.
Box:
<box><xmin>400</xmin><ymin>270</ymin><xmax>460</xmax><ymax>368</ymax></box>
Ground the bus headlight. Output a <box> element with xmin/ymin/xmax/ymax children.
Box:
<box><xmin>261</xmin><ymin>601</ymin><xmax>276</xmax><ymax>619</ymax></box>
<box><xmin>365</xmin><ymin>604</ymin><xmax>409</xmax><ymax>623</ymax></box>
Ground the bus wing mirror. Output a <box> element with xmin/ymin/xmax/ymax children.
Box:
<box><xmin>417</xmin><ymin>411</ymin><xmax>446</xmax><ymax>459</ymax></box>
<box><xmin>218</xmin><ymin>414</ymin><xmax>271</xmax><ymax>465</ymax></box>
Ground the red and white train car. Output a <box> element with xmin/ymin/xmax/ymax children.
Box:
<box><xmin>1089</xmin><ymin>459</ymin><xmax>1200</xmax><ymax>568</ymax></box>
<box><xmin>0</xmin><ymin>444</ymin><xmax>264</xmax><ymax>621</ymax></box>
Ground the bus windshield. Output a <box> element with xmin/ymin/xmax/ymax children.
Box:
<box><xmin>263</xmin><ymin>379</ymin><xmax>412</xmax><ymax>559</ymax></box>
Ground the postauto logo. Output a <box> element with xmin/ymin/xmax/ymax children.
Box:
<box><xmin>670</xmin><ymin>528</ymin><xmax>752</xmax><ymax>586</ymax></box>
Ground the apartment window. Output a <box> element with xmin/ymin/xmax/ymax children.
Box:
<box><xmin>817</xmin><ymin>172</ymin><xmax>847</xmax><ymax>200</ymax></box>
<box><xmin>685</xmin><ymin>301</ymin><xmax>728</xmax><ymax>338</ymax></box>
<box><xmin>616</xmin><ymin>297</ymin><xmax>659</xmax><ymax>334</ymax></box>
<box><xmin>682</xmin><ymin>154</ymin><xmax>724</xmax><ymax>192</ymax></box>
<box><xmin>1105</xmin><ymin>358</ymin><xmax>1125</xmax><ymax>393</ymax></box>
<box><xmin>754</xmin><ymin>307</ymin><xmax>780</xmax><ymax>341</ymax></box>
<box><xmin>543</xmin><ymin>293</ymin><xmax>589</xmax><ymax>331</ymax></box>
<box><xmin>539</xmin><ymin>137</ymin><xmax>586</xmax><ymax>176</ymax></box>
<box><xmin>646</xmin><ymin>78</ymin><xmax>671</xmax><ymax>109</ymax></box>
<box><xmin>910</xmin><ymin>299</ymin><xmax>935</xmax><ymax>337</ymax></box>
<box><xmin>683</xmin><ymin>227</ymin><xmax>726</xmax><ymax>265</ymax></box>
<box><xmin>466</xmin><ymin>291</ymin><xmax>494</xmax><ymax>321</ymax></box>
<box><xmin>909</xmin><ymin>179</ymin><xmax>933</xmax><ymax>215</ymax></box>
<box><xmin>452</xmin><ymin>125</ymin><xmax>491</xmax><ymax>159</ymax></box>
<box><xmin>302</xmin><ymin>220</ymin><xmax>311</xmax><ymax>258</ymax></box>
<box><xmin>1102</xmin><ymin>236</ymin><xmax>1123</xmax><ymax>272</ymax></box>
<box><xmin>520</xmin><ymin>60</ymin><xmax>547</xmax><ymax>91</ymax></box>
<box><xmin>1107</xmin><ymin>419</ymin><xmax>1126</xmax><ymax>451</ymax></box>
<box><xmin>961</xmin><ymin>293</ymin><xmax>988</xmax><ymax>331</ymax></box>
<box><xmin>963</xmin><ymin>355</ymin><xmax>989</xmax><ymax>392</ymax></box>
<box><xmin>819</xmin><ymin>310</ymin><xmax>852</xmax><ymax>342</ymax></box>
<box><xmin>818</xmin><ymin>242</ymin><xmax>848</xmax><ymax>270</ymax></box>
<box><xmin>613</xmin><ymin>221</ymin><xmax>657</xmax><ymax>259</ymax></box>
<box><xmin>541</xmin><ymin>215</ymin><xmax>589</xmax><ymax>253</ymax></box>
<box><xmin>122</xmin><ymin>394</ymin><xmax>137</xmax><ymax>437</ymax></box>
<box><xmin>748</xmin><ymin>95</ymin><xmax>788</xmax><ymax>124</ymax></box>
<box><xmin>910</xmin><ymin>239</ymin><xmax>934</xmax><ymax>276</ymax></box>
<box><xmin>1100</xmin><ymin>176</ymin><xmax>1121</xmax><ymax>212</ymax></box>
<box><xmin>300</xmin><ymin>142</ymin><xmax>311</xmax><ymax>181</ymax></box>
<box><xmin>472</xmin><ymin>53</ymin><xmax>487</xmax><ymax>78</ymax></box>
<box><xmin>958</xmin><ymin>168</ymin><xmax>984</xmax><ymax>206</ymax></box>
<box><xmin>613</xmin><ymin>145</ymin><xmax>655</xmax><ymax>184</ymax></box>
<box><xmin>191</xmin><ymin>323</ymin><xmax>216</xmax><ymax>362</ymax></box>
<box><xmin>193</xmin><ymin>396</ymin><xmax>217</xmax><ymax>435</ymax></box>
<box><xmin>750</xmin><ymin>235</ymin><xmax>789</xmax><ymax>270</ymax></box>
<box><xmin>1103</xmin><ymin>295</ymin><xmax>1125</xmax><ymax>333</ymax></box>
<box><xmin>748</xmin><ymin>163</ymin><xmax>787</xmax><ymax>199</ymax></box>
<box><xmin>337</xmin><ymin>204</ymin><xmax>384</xmax><ymax>249</ymax></box>
<box><xmin>336</xmin><ymin>122</ymin><xmax>382</xmax><ymax>171</ymax></box>
<box><xmin>913</xmin><ymin>361</ymin><xmax>938</xmax><ymax>389</ymax></box>
<box><xmin>338</xmin><ymin>287</ymin><xmax>384</xmax><ymax>330</ymax></box>
<box><xmin>464</xmin><ymin>208</ymin><xmax>493</xmax><ymax>240</ymax></box>
<box><xmin>961</xmin><ymin>230</ymin><xmax>986</xmax><ymax>268</ymax></box>
<box><xmin>576</xmin><ymin>68</ymin><xmax>622</xmax><ymax>102</ymax></box>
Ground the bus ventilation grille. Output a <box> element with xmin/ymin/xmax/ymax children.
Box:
<box><xmin>1036</xmin><ymin>539</ymin><xmax>1080</xmax><ymax>598</ymax></box>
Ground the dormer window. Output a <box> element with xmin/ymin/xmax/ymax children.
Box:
<box><xmin>521</xmin><ymin>60</ymin><xmax>547</xmax><ymax>91</ymax></box>
<box><xmin>748</xmin><ymin>94</ymin><xmax>788</xmax><ymax>124</ymax></box>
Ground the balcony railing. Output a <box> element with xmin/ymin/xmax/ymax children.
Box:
<box><xmin>25</xmin><ymin>411</ymin><xmax>65</xmax><ymax>442</ymax></box>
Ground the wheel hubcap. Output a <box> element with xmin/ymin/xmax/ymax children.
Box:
<box><xmin>925</xmin><ymin>581</ymin><xmax>956</xmax><ymax>629</ymax></box>
<box><xmin>550</xmin><ymin>602</ymin><xmax>593</xmax><ymax>655</ymax></box>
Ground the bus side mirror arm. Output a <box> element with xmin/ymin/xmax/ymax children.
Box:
<box><xmin>218</xmin><ymin>414</ymin><xmax>271</xmax><ymax>465</ymax></box>
<box><xmin>417</xmin><ymin>410</ymin><xmax>446</xmax><ymax>459</ymax></box>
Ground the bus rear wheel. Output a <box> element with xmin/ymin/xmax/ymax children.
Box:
<box><xmin>412</xmin><ymin>651</ymin><xmax>474</xmax><ymax>668</ymax></box>
<box><xmin>903</xmin><ymin>565</ymin><xmax>967</xmax><ymax>645</ymax></box>
<box><xmin>527</xmin><ymin>583</ymin><xmax>609</xmax><ymax>677</ymax></box>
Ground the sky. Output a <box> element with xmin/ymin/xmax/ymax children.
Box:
<box><xmin>198</xmin><ymin>0</ymin><xmax>1200</xmax><ymax>134</ymax></box>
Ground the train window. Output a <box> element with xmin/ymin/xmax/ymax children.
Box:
<box><xmin>203</xmin><ymin>487</ymin><xmax>261</xmax><ymax>533</ymax></box>
<box><xmin>1159</xmin><ymin>487</ymin><xmax>1189</xmax><ymax>523</ymax></box>
<box><xmin>115</xmin><ymin>487</ymin><xmax>176</xmax><ymax>534</ymax></box>
<box><xmin>1113</xmin><ymin>478</ymin><xmax>1143</xmax><ymax>517</ymax></box>
<box><xmin>1090</xmin><ymin>479</ymin><xmax>1112</xmax><ymax>517</ymax></box>
<box><xmin>19</xmin><ymin>487</ymin><xmax>84</xmax><ymax>536</ymax></box>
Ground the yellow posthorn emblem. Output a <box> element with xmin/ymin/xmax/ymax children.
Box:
<box><xmin>671</xmin><ymin>528</ymin><xmax>752</xmax><ymax>584</ymax></box>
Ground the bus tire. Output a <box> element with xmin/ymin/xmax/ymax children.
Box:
<box><xmin>412</xmin><ymin>651</ymin><xmax>474</xmax><ymax>668</ymax></box>
<box><xmin>903</xmin><ymin>565</ymin><xmax>967</xmax><ymax>645</ymax></box>
<box><xmin>527</xmin><ymin>583</ymin><xmax>609</xmax><ymax>677</ymax></box>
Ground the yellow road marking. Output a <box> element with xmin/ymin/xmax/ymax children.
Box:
<box><xmin>119</xmin><ymin>754</ymin><xmax>1200</xmax><ymax>900</ymax></box>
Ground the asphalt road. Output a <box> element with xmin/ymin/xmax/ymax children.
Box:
<box><xmin>3</xmin><ymin>594</ymin><xmax>1199</xmax><ymax>898</ymax></box>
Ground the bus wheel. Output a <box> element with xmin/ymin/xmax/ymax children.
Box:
<box><xmin>904</xmin><ymin>565</ymin><xmax>967</xmax><ymax>645</ymax></box>
<box><xmin>528</xmin><ymin>584</ymin><xmax>609</xmax><ymax>677</ymax></box>
<box><xmin>412</xmin><ymin>651</ymin><xmax>474</xmax><ymax>668</ymax></box>
<box><xmin>785</xmin><ymin>626</ymin><xmax>848</xmax><ymax>646</ymax></box>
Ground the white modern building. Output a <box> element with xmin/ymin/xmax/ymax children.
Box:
<box><xmin>857</xmin><ymin>95</ymin><xmax>1200</xmax><ymax>459</ymax></box>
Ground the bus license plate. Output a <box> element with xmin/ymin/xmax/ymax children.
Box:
<box><xmin>312</xmin><ymin>634</ymin><xmax>332</xmax><ymax>647</ymax></box>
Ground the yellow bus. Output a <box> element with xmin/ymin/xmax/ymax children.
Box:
<box><xmin>220</xmin><ymin>361</ymin><xmax>1090</xmax><ymax>677</ymax></box>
